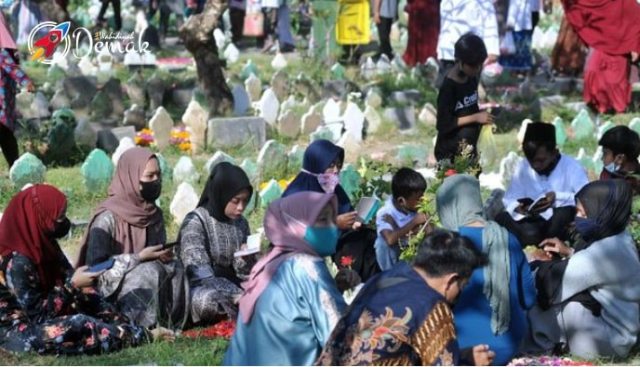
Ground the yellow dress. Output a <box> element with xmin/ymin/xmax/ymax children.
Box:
<box><xmin>336</xmin><ymin>0</ymin><xmax>370</xmax><ymax>45</ymax></box>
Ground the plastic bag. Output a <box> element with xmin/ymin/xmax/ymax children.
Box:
<box><xmin>500</xmin><ymin>31</ymin><xmax>516</xmax><ymax>55</ymax></box>
<box><xmin>477</xmin><ymin>124</ymin><xmax>498</xmax><ymax>169</ymax></box>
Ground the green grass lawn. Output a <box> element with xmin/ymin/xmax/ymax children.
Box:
<box><xmin>4</xmin><ymin>337</ymin><xmax>229</xmax><ymax>365</ymax></box>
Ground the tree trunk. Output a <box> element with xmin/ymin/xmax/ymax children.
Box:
<box><xmin>179</xmin><ymin>0</ymin><xmax>233</xmax><ymax>116</ymax></box>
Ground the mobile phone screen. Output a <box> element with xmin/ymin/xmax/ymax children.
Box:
<box><xmin>88</xmin><ymin>258</ymin><xmax>115</xmax><ymax>273</ymax></box>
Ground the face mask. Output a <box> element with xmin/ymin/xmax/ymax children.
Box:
<box><xmin>317</xmin><ymin>173</ymin><xmax>340</xmax><ymax>194</ymax></box>
<box><xmin>304</xmin><ymin>226</ymin><xmax>339</xmax><ymax>256</ymax></box>
<box><xmin>51</xmin><ymin>218</ymin><xmax>71</xmax><ymax>239</ymax></box>
<box><xmin>140</xmin><ymin>180</ymin><xmax>162</xmax><ymax>202</ymax></box>
<box><xmin>604</xmin><ymin>162</ymin><xmax>620</xmax><ymax>173</ymax></box>
<box><xmin>574</xmin><ymin>217</ymin><xmax>599</xmax><ymax>241</ymax></box>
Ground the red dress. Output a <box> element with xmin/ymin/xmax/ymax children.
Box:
<box><xmin>402</xmin><ymin>0</ymin><xmax>439</xmax><ymax>66</ymax></box>
<box><xmin>561</xmin><ymin>0</ymin><xmax>640</xmax><ymax>113</ymax></box>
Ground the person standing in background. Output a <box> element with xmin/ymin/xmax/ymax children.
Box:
<box><xmin>97</xmin><ymin>0</ymin><xmax>122</xmax><ymax>30</ymax></box>
<box><xmin>372</xmin><ymin>0</ymin><xmax>398</xmax><ymax>61</ymax></box>
<box><xmin>500</xmin><ymin>0</ymin><xmax>540</xmax><ymax>75</ymax></box>
<box><xmin>402</xmin><ymin>0</ymin><xmax>439</xmax><ymax>66</ymax></box>
<box><xmin>436</xmin><ymin>0</ymin><xmax>499</xmax><ymax>86</ymax></box>
<box><xmin>0</xmin><ymin>12</ymin><xmax>33</xmax><ymax>170</ymax></box>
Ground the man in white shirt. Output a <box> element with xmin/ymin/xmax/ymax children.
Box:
<box><xmin>495</xmin><ymin>122</ymin><xmax>589</xmax><ymax>247</ymax></box>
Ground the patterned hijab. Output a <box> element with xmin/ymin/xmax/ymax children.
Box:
<box><xmin>77</xmin><ymin>147</ymin><xmax>163</xmax><ymax>266</ymax></box>
<box><xmin>238</xmin><ymin>191</ymin><xmax>337</xmax><ymax>323</ymax></box>
<box><xmin>0</xmin><ymin>185</ymin><xmax>67</xmax><ymax>290</ymax></box>
<box><xmin>436</xmin><ymin>174</ymin><xmax>511</xmax><ymax>335</ymax></box>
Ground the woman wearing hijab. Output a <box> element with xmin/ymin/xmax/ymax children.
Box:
<box><xmin>77</xmin><ymin>147</ymin><xmax>188</xmax><ymax>330</ymax></box>
<box><xmin>177</xmin><ymin>162</ymin><xmax>255</xmax><ymax>324</ymax></box>
<box><xmin>523</xmin><ymin>180</ymin><xmax>640</xmax><ymax>359</ymax></box>
<box><xmin>223</xmin><ymin>192</ymin><xmax>347</xmax><ymax>365</ymax></box>
<box><xmin>283</xmin><ymin>139</ymin><xmax>379</xmax><ymax>282</ymax></box>
<box><xmin>436</xmin><ymin>174</ymin><xmax>536</xmax><ymax>365</ymax></box>
<box><xmin>0</xmin><ymin>184</ymin><xmax>174</xmax><ymax>354</ymax></box>
<box><xmin>0</xmin><ymin>12</ymin><xmax>33</xmax><ymax>169</ymax></box>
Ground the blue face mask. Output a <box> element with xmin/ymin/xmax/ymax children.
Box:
<box><xmin>574</xmin><ymin>216</ymin><xmax>599</xmax><ymax>241</ymax></box>
<box><xmin>304</xmin><ymin>226</ymin><xmax>339</xmax><ymax>257</ymax></box>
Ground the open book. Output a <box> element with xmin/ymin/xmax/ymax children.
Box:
<box><xmin>234</xmin><ymin>233</ymin><xmax>262</xmax><ymax>257</ymax></box>
<box><xmin>513</xmin><ymin>195</ymin><xmax>552</xmax><ymax>221</ymax></box>
<box><xmin>356</xmin><ymin>196</ymin><xmax>381</xmax><ymax>224</ymax></box>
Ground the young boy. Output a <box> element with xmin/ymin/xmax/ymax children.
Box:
<box><xmin>374</xmin><ymin>167</ymin><xmax>428</xmax><ymax>271</ymax></box>
<box><xmin>435</xmin><ymin>32</ymin><xmax>494</xmax><ymax>164</ymax></box>
<box><xmin>598</xmin><ymin>125</ymin><xmax>640</xmax><ymax>195</ymax></box>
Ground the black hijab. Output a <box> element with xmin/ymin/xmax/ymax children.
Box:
<box><xmin>574</xmin><ymin>179</ymin><xmax>632</xmax><ymax>245</ymax></box>
<box><xmin>198</xmin><ymin>162</ymin><xmax>253</xmax><ymax>222</ymax></box>
<box><xmin>535</xmin><ymin>179</ymin><xmax>632</xmax><ymax>314</ymax></box>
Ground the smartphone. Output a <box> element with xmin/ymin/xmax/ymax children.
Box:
<box><xmin>88</xmin><ymin>258</ymin><xmax>115</xmax><ymax>273</ymax></box>
<box><xmin>517</xmin><ymin>198</ymin><xmax>534</xmax><ymax>206</ymax></box>
<box><xmin>162</xmin><ymin>241</ymin><xmax>178</xmax><ymax>250</ymax></box>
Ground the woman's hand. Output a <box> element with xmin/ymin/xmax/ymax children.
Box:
<box><xmin>71</xmin><ymin>266</ymin><xmax>104</xmax><ymax>288</ymax></box>
<box><xmin>336</xmin><ymin>212</ymin><xmax>358</xmax><ymax>230</ymax></box>
<box><xmin>540</xmin><ymin>237</ymin><xmax>574</xmax><ymax>258</ymax></box>
<box><xmin>139</xmin><ymin>244</ymin><xmax>172</xmax><ymax>262</ymax></box>
<box><xmin>471</xmin><ymin>344</ymin><xmax>495</xmax><ymax>366</ymax></box>
<box><xmin>150</xmin><ymin>327</ymin><xmax>176</xmax><ymax>342</ymax></box>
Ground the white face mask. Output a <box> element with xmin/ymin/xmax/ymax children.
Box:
<box><xmin>604</xmin><ymin>162</ymin><xmax>620</xmax><ymax>173</ymax></box>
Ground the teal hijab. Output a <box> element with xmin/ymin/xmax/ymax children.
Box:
<box><xmin>436</xmin><ymin>174</ymin><xmax>511</xmax><ymax>335</ymax></box>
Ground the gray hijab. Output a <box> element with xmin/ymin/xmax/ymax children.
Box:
<box><xmin>436</xmin><ymin>174</ymin><xmax>511</xmax><ymax>335</ymax></box>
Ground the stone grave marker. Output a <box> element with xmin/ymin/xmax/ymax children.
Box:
<box><xmin>149</xmin><ymin>107</ymin><xmax>174</xmax><ymax>150</ymax></box>
<box><xmin>204</xmin><ymin>151</ymin><xmax>236</xmax><ymax>174</ymax></box>
<box><xmin>339</xmin><ymin>163</ymin><xmax>361</xmax><ymax>201</ymax></box>
<box><xmin>301</xmin><ymin>104</ymin><xmax>323</xmax><ymax>134</ymax></box>
<box><xmin>552</xmin><ymin>117</ymin><xmax>567</xmax><ymax>147</ymax></box>
<box><xmin>271</xmin><ymin>53</ymin><xmax>288</xmax><ymax>70</ymax></box>
<box><xmin>240</xmin><ymin>158</ymin><xmax>259</xmax><ymax>184</ymax></box>
<box><xmin>323</xmin><ymin>98</ymin><xmax>341</xmax><ymax>123</ymax></box>
<box><xmin>257</xmin><ymin>88</ymin><xmax>280</xmax><ymax>126</ymax></box>
<box><xmin>570</xmin><ymin>109</ymin><xmax>595</xmax><ymax>140</ymax></box>
<box><xmin>81</xmin><ymin>148</ymin><xmax>114</xmax><ymax>192</ymax></box>
<box><xmin>111</xmin><ymin>137</ymin><xmax>136</xmax><ymax>167</ymax></box>
<box><xmin>287</xmin><ymin>145</ymin><xmax>304</xmax><ymax>173</ymax></box>
<box><xmin>257</xmin><ymin>140</ymin><xmax>288</xmax><ymax>180</ymax></box>
<box><xmin>259</xmin><ymin>179</ymin><xmax>282</xmax><ymax>208</ymax></box>
<box><xmin>173</xmin><ymin>156</ymin><xmax>200</xmax><ymax>184</ymax></box>
<box><xmin>343</xmin><ymin>102</ymin><xmax>365</xmax><ymax>142</ymax></box>
<box><xmin>277</xmin><ymin>109</ymin><xmax>300</xmax><ymax>138</ymax></box>
<box><xmin>170</xmin><ymin>182</ymin><xmax>199</xmax><ymax>224</ymax></box>
<box><xmin>155</xmin><ymin>153</ymin><xmax>173</xmax><ymax>183</ymax></box>
<box><xmin>498</xmin><ymin>151</ymin><xmax>522</xmax><ymax>188</ymax></box>
<box><xmin>123</xmin><ymin>104</ymin><xmax>146</xmax><ymax>131</ymax></box>
<box><xmin>232</xmin><ymin>84</ymin><xmax>251</xmax><ymax>116</ymax></box>
<box><xmin>245</xmin><ymin>73</ymin><xmax>262</xmax><ymax>102</ymax></box>
<box><xmin>182</xmin><ymin>100</ymin><xmax>208</xmax><ymax>153</ymax></box>
<box><xmin>207</xmin><ymin>117</ymin><xmax>267</xmax><ymax>150</ymax></box>
<box><xmin>10</xmin><ymin>153</ymin><xmax>45</xmax><ymax>187</ymax></box>
<box><xmin>364</xmin><ymin>105</ymin><xmax>382</xmax><ymax>134</ymax></box>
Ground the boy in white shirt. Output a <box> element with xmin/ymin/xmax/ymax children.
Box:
<box><xmin>374</xmin><ymin>168</ymin><xmax>429</xmax><ymax>271</ymax></box>
<box><xmin>496</xmin><ymin>122</ymin><xmax>589</xmax><ymax>247</ymax></box>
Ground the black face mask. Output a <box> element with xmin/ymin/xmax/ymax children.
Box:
<box><xmin>140</xmin><ymin>180</ymin><xmax>162</xmax><ymax>202</ymax></box>
<box><xmin>52</xmin><ymin>218</ymin><xmax>71</xmax><ymax>239</ymax></box>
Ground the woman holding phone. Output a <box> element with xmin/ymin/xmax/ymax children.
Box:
<box><xmin>0</xmin><ymin>184</ymin><xmax>174</xmax><ymax>354</ymax></box>
<box><xmin>77</xmin><ymin>147</ymin><xmax>188</xmax><ymax>330</ymax></box>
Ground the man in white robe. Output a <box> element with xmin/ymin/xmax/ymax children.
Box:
<box><xmin>495</xmin><ymin>122</ymin><xmax>589</xmax><ymax>247</ymax></box>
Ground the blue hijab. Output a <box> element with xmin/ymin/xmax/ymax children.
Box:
<box><xmin>282</xmin><ymin>139</ymin><xmax>353</xmax><ymax>214</ymax></box>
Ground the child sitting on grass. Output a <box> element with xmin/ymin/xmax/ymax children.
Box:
<box><xmin>374</xmin><ymin>168</ymin><xmax>429</xmax><ymax>271</ymax></box>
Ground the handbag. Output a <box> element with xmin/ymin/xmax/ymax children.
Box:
<box><xmin>243</xmin><ymin>11</ymin><xmax>264</xmax><ymax>37</ymax></box>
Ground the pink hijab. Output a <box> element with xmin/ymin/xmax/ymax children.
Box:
<box><xmin>0</xmin><ymin>13</ymin><xmax>17</xmax><ymax>50</ymax></box>
<box><xmin>77</xmin><ymin>147</ymin><xmax>163</xmax><ymax>266</ymax></box>
<box><xmin>238</xmin><ymin>191</ymin><xmax>338</xmax><ymax>323</ymax></box>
